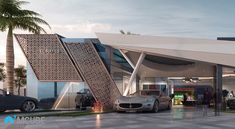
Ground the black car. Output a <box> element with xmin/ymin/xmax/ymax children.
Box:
<box><xmin>227</xmin><ymin>97</ymin><xmax>235</xmax><ymax>109</ymax></box>
<box><xmin>75</xmin><ymin>89</ymin><xmax>95</xmax><ymax>110</ymax></box>
<box><xmin>39</xmin><ymin>98</ymin><xmax>56</xmax><ymax>109</ymax></box>
<box><xmin>0</xmin><ymin>89</ymin><xmax>38</xmax><ymax>112</ymax></box>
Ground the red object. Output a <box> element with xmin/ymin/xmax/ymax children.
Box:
<box><xmin>149</xmin><ymin>85</ymin><xmax>156</xmax><ymax>89</ymax></box>
<box><xmin>92</xmin><ymin>101</ymin><xmax>103</xmax><ymax>113</ymax></box>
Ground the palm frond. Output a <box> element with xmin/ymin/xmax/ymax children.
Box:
<box><xmin>14</xmin><ymin>0</ymin><xmax>29</xmax><ymax>7</ymax></box>
<box><xmin>0</xmin><ymin>16</ymin><xmax>9</xmax><ymax>31</ymax></box>
<box><xmin>0</xmin><ymin>0</ymin><xmax>50</xmax><ymax>34</ymax></box>
<box><xmin>17</xmin><ymin>9</ymin><xmax>41</xmax><ymax>17</ymax></box>
<box><xmin>0</xmin><ymin>63</ymin><xmax>4</xmax><ymax>67</ymax></box>
<box><xmin>12</xmin><ymin>16</ymin><xmax>49</xmax><ymax>33</ymax></box>
<box><xmin>0</xmin><ymin>0</ymin><xmax>22</xmax><ymax>16</ymax></box>
<box><xmin>20</xmin><ymin>16</ymin><xmax>51</xmax><ymax>29</ymax></box>
<box><xmin>14</xmin><ymin>22</ymin><xmax>44</xmax><ymax>34</ymax></box>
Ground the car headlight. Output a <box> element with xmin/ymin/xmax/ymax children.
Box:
<box><xmin>146</xmin><ymin>98</ymin><xmax>154</xmax><ymax>102</ymax></box>
<box><xmin>115</xmin><ymin>99</ymin><xmax>119</xmax><ymax>104</ymax></box>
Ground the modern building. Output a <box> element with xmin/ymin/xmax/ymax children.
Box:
<box><xmin>15</xmin><ymin>33</ymin><xmax>235</xmax><ymax>114</ymax></box>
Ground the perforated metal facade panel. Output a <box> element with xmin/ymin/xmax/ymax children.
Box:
<box><xmin>64</xmin><ymin>39</ymin><xmax>121</xmax><ymax>108</ymax></box>
<box><xmin>15</xmin><ymin>34</ymin><xmax>82</xmax><ymax>81</ymax></box>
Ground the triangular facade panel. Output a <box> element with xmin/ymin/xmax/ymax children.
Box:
<box><xmin>15</xmin><ymin>34</ymin><xmax>82</xmax><ymax>81</ymax></box>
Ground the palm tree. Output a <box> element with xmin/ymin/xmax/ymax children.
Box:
<box><xmin>0</xmin><ymin>0</ymin><xmax>50</xmax><ymax>94</ymax></box>
<box><xmin>14</xmin><ymin>65</ymin><xmax>26</xmax><ymax>95</ymax></box>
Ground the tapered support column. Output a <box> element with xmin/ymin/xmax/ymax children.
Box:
<box><xmin>214</xmin><ymin>64</ymin><xmax>222</xmax><ymax>116</ymax></box>
<box><xmin>54</xmin><ymin>82</ymin><xmax>58</xmax><ymax>98</ymax></box>
<box><xmin>119</xmin><ymin>49</ymin><xmax>135</xmax><ymax>69</ymax></box>
<box><xmin>123</xmin><ymin>52</ymin><xmax>145</xmax><ymax>96</ymax></box>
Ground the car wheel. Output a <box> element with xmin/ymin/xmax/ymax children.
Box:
<box><xmin>21</xmin><ymin>100</ymin><xmax>36</xmax><ymax>112</ymax></box>
<box><xmin>167</xmin><ymin>101</ymin><xmax>172</xmax><ymax>110</ymax></box>
<box><xmin>152</xmin><ymin>101</ymin><xmax>159</xmax><ymax>113</ymax></box>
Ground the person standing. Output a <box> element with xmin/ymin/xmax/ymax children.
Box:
<box><xmin>203</xmin><ymin>88</ymin><xmax>212</xmax><ymax>116</ymax></box>
<box><xmin>183</xmin><ymin>93</ymin><xmax>187</xmax><ymax>105</ymax></box>
<box><xmin>75</xmin><ymin>92</ymin><xmax>84</xmax><ymax>110</ymax></box>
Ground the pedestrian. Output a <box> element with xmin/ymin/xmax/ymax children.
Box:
<box><xmin>75</xmin><ymin>92</ymin><xmax>83</xmax><ymax>110</ymax></box>
<box><xmin>183</xmin><ymin>93</ymin><xmax>187</xmax><ymax>105</ymax></box>
<box><xmin>203</xmin><ymin>88</ymin><xmax>211</xmax><ymax>116</ymax></box>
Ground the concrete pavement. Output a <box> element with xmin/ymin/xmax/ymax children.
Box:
<box><xmin>0</xmin><ymin>107</ymin><xmax>235</xmax><ymax>129</ymax></box>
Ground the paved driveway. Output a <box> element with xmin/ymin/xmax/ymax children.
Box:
<box><xmin>0</xmin><ymin>107</ymin><xmax>235</xmax><ymax>129</ymax></box>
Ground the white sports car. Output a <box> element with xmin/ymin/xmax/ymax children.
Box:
<box><xmin>114</xmin><ymin>94</ymin><xmax>172</xmax><ymax>113</ymax></box>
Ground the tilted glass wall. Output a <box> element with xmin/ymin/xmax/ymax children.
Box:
<box><xmin>27</xmin><ymin>62</ymin><xmax>91</xmax><ymax>110</ymax></box>
<box><xmin>93</xmin><ymin>43</ymin><xmax>133</xmax><ymax>95</ymax></box>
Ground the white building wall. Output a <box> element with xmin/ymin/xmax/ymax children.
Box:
<box><xmin>27</xmin><ymin>62</ymin><xmax>38</xmax><ymax>98</ymax></box>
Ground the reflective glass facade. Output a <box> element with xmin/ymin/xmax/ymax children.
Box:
<box><xmin>93</xmin><ymin>43</ymin><xmax>133</xmax><ymax>94</ymax></box>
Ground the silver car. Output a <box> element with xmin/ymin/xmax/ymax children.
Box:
<box><xmin>114</xmin><ymin>94</ymin><xmax>172</xmax><ymax>113</ymax></box>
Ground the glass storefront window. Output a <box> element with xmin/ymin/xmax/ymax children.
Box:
<box><xmin>93</xmin><ymin>43</ymin><xmax>133</xmax><ymax>95</ymax></box>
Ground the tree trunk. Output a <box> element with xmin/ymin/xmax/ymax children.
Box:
<box><xmin>18</xmin><ymin>83</ymin><xmax>20</xmax><ymax>95</ymax></box>
<box><xmin>6</xmin><ymin>26</ymin><xmax>14</xmax><ymax>94</ymax></box>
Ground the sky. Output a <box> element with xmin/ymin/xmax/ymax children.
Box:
<box><xmin>1</xmin><ymin>0</ymin><xmax>235</xmax><ymax>66</ymax></box>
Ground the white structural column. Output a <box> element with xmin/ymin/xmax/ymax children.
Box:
<box><xmin>123</xmin><ymin>52</ymin><xmax>145</xmax><ymax>96</ymax></box>
<box><xmin>118</xmin><ymin>49</ymin><xmax>135</xmax><ymax>69</ymax></box>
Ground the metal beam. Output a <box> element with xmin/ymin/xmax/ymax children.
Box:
<box><xmin>119</xmin><ymin>49</ymin><xmax>135</xmax><ymax>69</ymax></box>
<box><xmin>54</xmin><ymin>82</ymin><xmax>58</xmax><ymax>98</ymax></box>
<box><xmin>214</xmin><ymin>64</ymin><xmax>222</xmax><ymax>116</ymax></box>
<box><xmin>123</xmin><ymin>52</ymin><xmax>145</xmax><ymax>96</ymax></box>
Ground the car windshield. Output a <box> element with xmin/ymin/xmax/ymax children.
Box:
<box><xmin>79</xmin><ymin>89</ymin><xmax>91</xmax><ymax>94</ymax></box>
<box><xmin>143</xmin><ymin>91</ymin><xmax>160</xmax><ymax>96</ymax></box>
<box><xmin>130</xmin><ymin>91</ymin><xmax>160</xmax><ymax>96</ymax></box>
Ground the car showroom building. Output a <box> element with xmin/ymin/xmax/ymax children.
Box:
<box><xmin>14</xmin><ymin>33</ymin><xmax>235</xmax><ymax>115</ymax></box>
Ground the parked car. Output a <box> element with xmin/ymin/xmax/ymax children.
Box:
<box><xmin>39</xmin><ymin>98</ymin><xmax>56</xmax><ymax>109</ymax></box>
<box><xmin>0</xmin><ymin>89</ymin><xmax>38</xmax><ymax>112</ymax></box>
<box><xmin>227</xmin><ymin>97</ymin><xmax>235</xmax><ymax>109</ymax></box>
<box><xmin>75</xmin><ymin>89</ymin><xmax>95</xmax><ymax>110</ymax></box>
<box><xmin>114</xmin><ymin>92</ymin><xmax>172</xmax><ymax>113</ymax></box>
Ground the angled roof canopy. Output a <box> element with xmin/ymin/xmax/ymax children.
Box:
<box><xmin>96</xmin><ymin>33</ymin><xmax>235</xmax><ymax>67</ymax></box>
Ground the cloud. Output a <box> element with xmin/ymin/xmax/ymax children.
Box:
<box><xmin>51</xmin><ymin>21</ymin><xmax>112</xmax><ymax>34</ymax></box>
